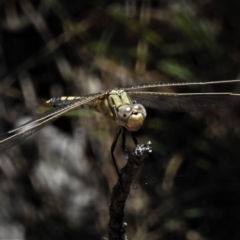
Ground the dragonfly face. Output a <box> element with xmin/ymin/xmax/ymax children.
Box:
<box><xmin>117</xmin><ymin>103</ymin><xmax>146</xmax><ymax>131</ymax></box>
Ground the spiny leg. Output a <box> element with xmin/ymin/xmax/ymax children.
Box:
<box><xmin>131</xmin><ymin>133</ymin><xmax>138</xmax><ymax>146</ymax></box>
<box><xmin>111</xmin><ymin>127</ymin><xmax>140</xmax><ymax>189</ymax></box>
<box><xmin>111</xmin><ymin>127</ymin><xmax>122</xmax><ymax>180</ymax></box>
<box><xmin>122</xmin><ymin>129</ymin><xmax>139</xmax><ymax>189</ymax></box>
<box><xmin>121</xmin><ymin>128</ymin><xmax>128</xmax><ymax>153</ymax></box>
<box><xmin>121</xmin><ymin>128</ymin><xmax>139</xmax><ymax>154</ymax></box>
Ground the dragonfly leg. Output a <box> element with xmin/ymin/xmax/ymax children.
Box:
<box><xmin>122</xmin><ymin>129</ymin><xmax>139</xmax><ymax>189</ymax></box>
<box><xmin>111</xmin><ymin>127</ymin><xmax>140</xmax><ymax>189</ymax></box>
<box><xmin>121</xmin><ymin>128</ymin><xmax>128</xmax><ymax>153</ymax></box>
<box><xmin>111</xmin><ymin>127</ymin><xmax>122</xmax><ymax>180</ymax></box>
<box><xmin>121</xmin><ymin>129</ymin><xmax>138</xmax><ymax>154</ymax></box>
<box><xmin>131</xmin><ymin>133</ymin><xmax>138</xmax><ymax>146</ymax></box>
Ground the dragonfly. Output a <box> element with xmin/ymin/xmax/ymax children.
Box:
<box><xmin>1</xmin><ymin>79</ymin><xmax>240</xmax><ymax>177</ymax></box>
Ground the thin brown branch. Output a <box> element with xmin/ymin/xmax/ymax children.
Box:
<box><xmin>108</xmin><ymin>141</ymin><xmax>152</xmax><ymax>240</ymax></box>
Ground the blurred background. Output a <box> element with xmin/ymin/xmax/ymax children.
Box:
<box><xmin>1</xmin><ymin>0</ymin><xmax>240</xmax><ymax>239</ymax></box>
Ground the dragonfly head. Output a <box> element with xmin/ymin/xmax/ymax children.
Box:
<box><xmin>117</xmin><ymin>104</ymin><xmax>147</xmax><ymax>132</ymax></box>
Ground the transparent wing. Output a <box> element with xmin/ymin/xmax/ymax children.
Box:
<box><xmin>0</xmin><ymin>93</ymin><xmax>102</xmax><ymax>152</ymax></box>
<box><xmin>124</xmin><ymin>79</ymin><xmax>240</xmax><ymax>91</ymax></box>
<box><xmin>8</xmin><ymin>96</ymin><xmax>94</xmax><ymax>135</ymax></box>
<box><xmin>128</xmin><ymin>92</ymin><xmax>240</xmax><ymax>112</ymax></box>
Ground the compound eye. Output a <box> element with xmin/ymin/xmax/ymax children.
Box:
<box><xmin>118</xmin><ymin>105</ymin><xmax>132</xmax><ymax>120</ymax></box>
<box><xmin>133</xmin><ymin>104</ymin><xmax>144</xmax><ymax>111</ymax></box>
<box><xmin>133</xmin><ymin>104</ymin><xmax>147</xmax><ymax>117</ymax></box>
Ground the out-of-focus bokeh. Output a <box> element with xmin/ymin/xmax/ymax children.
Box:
<box><xmin>1</xmin><ymin>0</ymin><xmax>240</xmax><ymax>239</ymax></box>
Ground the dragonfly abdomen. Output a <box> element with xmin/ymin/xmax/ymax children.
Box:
<box><xmin>46</xmin><ymin>96</ymin><xmax>84</xmax><ymax>107</ymax></box>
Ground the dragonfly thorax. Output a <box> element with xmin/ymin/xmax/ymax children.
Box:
<box><xmin>117</xmin><ymin>104</ymin><xmax>146</xmax><ymax>132</ymax></box>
